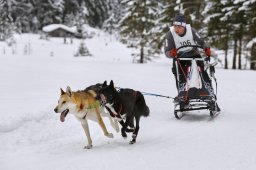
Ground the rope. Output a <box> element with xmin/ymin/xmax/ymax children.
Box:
<box><xmin>115</xmin><ymin>87</ymin><xmax>174</xmax><ymax>99</ymax></box>
<box><xmin>140</xmin><ymin>92</ymin><xmax>174</xmax><ymax>99</ymax></box>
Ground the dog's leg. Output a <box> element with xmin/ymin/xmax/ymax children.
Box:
<box><xmin>105</xmin><ymin>105</ymin><xmax>132</xmax><ymax>133</ymax></box>
<box><xmin>128</xmin><ymin>116</ymin><xmax>135</xmax><ymax>132</ymax></box>
<box><xmin>121</xmin><ymin>116</ymin><xmax>132</xmax><ymax>138</ymax></box>
<box><xmin>81</xmin><ymin>120</ymin><xmax>93</xmax><ymax>149</ymax></box>
<box><xmin>100</xmin><ymin>107</ymin><xmax>119</xmax><ymax>133</ymax></box>
<box><xmin>109</xmin><ymin>117</ymin><xmax>119</xmax><ymax>133</ymax></box>
<box><xmin>129</xmin><ymin>116</ymin><xmax>140</xmax><ymax>144</ymax></box>
<box><xmin>95</xmin><ymin>108</ymin><xmax>113</xmax><ymax>138</ymax></box>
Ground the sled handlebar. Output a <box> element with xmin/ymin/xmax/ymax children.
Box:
<box><xmin>175</xmin><ymin>45</ymin><xmax>209</xmax><ymax>60</ymax></box>
<box><xmin>177</xmin><ymin>45</ymin><xmax>204</xmax><ymax>51</ymax></box>
<box><xmin>178</xmin><ymin>58</ymin><xmax>205</xmax><ymax>61</ymax></box>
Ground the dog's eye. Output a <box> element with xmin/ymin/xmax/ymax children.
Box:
<box><xmin>62</xmin><ymin>101</ymin><xmax>66</xmax><ymax>104</ymax></box>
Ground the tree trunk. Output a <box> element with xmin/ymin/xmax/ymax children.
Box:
<box><xmin>232</xmin><ymin>38</ymin><xmax>237</xmax><ymax>69</ymax></box>
<box><xmin>224</xmin><ymin>28</ymin><xmax>229</xmax><ymax>69</ymax></box>
<box><xmin>238</xmin><ymin>37</ymin><xmax>242</xmax><ymax>69</ymax></box>
<box><xmin>224</xmin><ymin>48</ymin><xmax>228</xmax><ymax>69</ymax></box>
<box><xmin>140</xmin><ymin>45</ymin><xmax>144</xmax><ymax>63</ymax></box>
<box><xmin>251</xmin><ymin>44</ymin><xmax>256</xmax><ymax>70</ymax></box>
<box><xmin>224</xmin><ymin>35</ymin><xmax>229</xmax><ymax>69</ymax></box>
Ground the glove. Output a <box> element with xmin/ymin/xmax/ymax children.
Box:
<box><xmin>204</xmin><ymin>48</ymin><xmax>211</xmax><ymax>57</ymax></box>
<box><xmin>169</xmin><ymin>48</ymin><xmax>177</xmax><ymax>58</ymax></box>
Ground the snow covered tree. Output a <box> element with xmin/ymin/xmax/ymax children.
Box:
<box><xmin>204</xmin><ymin>0</ymin><xmax>232</xmax><ymax>69</ymax></box>
<box><xmin>240</xmin><ymin>0</ymin><xmax>256</xmax><ymax>70</ymax></box>
<box><xmin>64</xmin><ymin>2</ymin><xmax>89</xmax><ymax>38</ymax></box>
<box><xmin>102</xmin><ymin>0</ymin><xmax>125</xmax><ymax>36</ymax></box>
<box><xmin>75</xmin><ymin>40</ymin><xmax>92</xmax><ymax>57</ymax></box>
<box><xmin>0</xmin><ymin>0</ymin><xmax>15</xmax><ymax>40</ymax></box>
<box><xmin>83</xmin><ymin>0</ymin><xmax>110</xmax><ymax>28</ymax></box>
<box><xmin>152</xmin><ymin>0</ymin><xmax>177</xmax><ymax>55</ymax></box>
<box><xmin>176</xmin><ymin>0</ymin><xmax>206</xmax><ymax>30</ymax></box>
<box><xmin>11</xmin><ymin>0</ymin><xmax>64</xmax><ymax>33</ymax></box>
<box><xmin>220</xmin><ymin>0</ymin><xmax>250</xmax><ymax>70</ymax></box>
<box><xmin>119</xmin><ymin>0</ymin><xmax>159</xmax><ymax>63</ymax></box>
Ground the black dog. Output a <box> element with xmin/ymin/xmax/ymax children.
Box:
<box><xmin>85</xmin><ymin>82</ymin><xmax>134</xmax><ymax>132</ymax></box>
<box><xmin>98</xmin><ymin>80</ymin><xmax>150</xmax><ymax>144</ymax></box>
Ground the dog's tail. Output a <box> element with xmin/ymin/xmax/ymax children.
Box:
<box><xmin>136</xmin><ymin>91</ymin><xmax>150</xmax><ymax>117</ymax></box>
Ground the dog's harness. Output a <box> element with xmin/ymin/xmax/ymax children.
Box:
<box><xmin>112</xmin><ymin>91</ymin><xmax>137</xmax><ymax>120</ymax></box>
<box><xmin>81</xmin><ymin>101</ymin><xmax>100</xmax><ymax>119</ymax></box>
<box><xmin>105</xmin><ymin>102</ymin><xmax>123</xmax><ymax>118</ymax></box>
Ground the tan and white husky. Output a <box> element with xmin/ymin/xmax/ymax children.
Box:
<box><xmin>54</xmin><ymin>86</ymin><xmax>119</xmax><ymax>149</ymax></box>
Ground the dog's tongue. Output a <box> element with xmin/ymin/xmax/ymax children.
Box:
<box><xmin>60</xmin><ymin>114</ymin><xmax>65</xmax><ymax>122</ymax></box>
<box><xmin>60</xmin><ymin>109</ymin><xmax>69</xmax><ymax>122</ymax></box>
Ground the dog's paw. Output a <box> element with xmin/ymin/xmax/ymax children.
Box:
<box><xmin>84</xmin><ymin>144</ymin><xmax>93</xmax><ymax>149</ymax></box>
<box><xmin>121</xmin><ymin>128</ymin><xmax>127</xmax><ymax>138</ymax></box>
<box><xmin>129</xmin><ymin>140</ymin><xmax>136</xmax><ymax>144</ymax></box>
<box><xmin>121</xmin><ymin>132</ymin><xmax>127</xmax><ymax>138</ymax></box>
<box><xmin>106</xmin><ymin>133</ymin><xmax>114</xmax><ymax>138</ymax></box>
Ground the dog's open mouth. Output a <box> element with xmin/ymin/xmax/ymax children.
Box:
<box><xmin>60</xmin><ymin>109</ymin><xmax>69</xmax><ymax>122</ymax></box>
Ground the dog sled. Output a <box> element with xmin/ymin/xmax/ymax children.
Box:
<box><xmin>172</xmin><ymin>45</ymin><xmax>220</xmax><ymax>119</ymax></box>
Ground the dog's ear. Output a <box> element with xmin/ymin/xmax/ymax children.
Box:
<box><xmin>60</xmin><ymin>88</ymin><xmax>65</xmax><ymax>95</ymax></box>
<box><xmin>66</xmin><ymin>86</ymin><xmax>72</xmax><ymax>97</ymax></box>
<box><xmin>109</xmin><ymin>80</ymin><xmax>114</xmax><ymax>89</ymax></box>
<box><xmin>102</xmin><ymin>80</ymin><xmax>107</xmax><ymax>87</ymax></box>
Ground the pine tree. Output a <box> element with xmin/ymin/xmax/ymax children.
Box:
<box><xmin>151</xmin><ymin>0</ymin><xmax>177</xmax><ymax>55</ymax></box>
<box><xmin>119</xmin><ymin>0</ymin><xmax>159</xmax><ymax>63</ymax></box>
<box><xmin>204</xmin><ymin>0</ymin><xmax>231</xmax><ymax>69</ymax></box>
<box><xmin>241</xmin><ymin>0</ymin><xmax>256</xmax><ymax>70</ymax></box>
<box><xmin>102</xmin><ymin>0</ymin><xmax>124</xmax><ymax>36</ymax></box>
<box><xmin>0</xmin><ymin>0</ymin><xmax>15</xmax><ymax>40</ymax></box>
<box><xmin>83</xmin><ymin>0</ymin><xmax>110</xmax><ymax>28</ymax></box>
<box><xmin>11</xmin><ymin>0</ymin><xmax>64</xmax><ymax>33</ymax></box>
<box><xmin>75</xmin><ymin>40</ymin><xmax>92</xmax><ymax>57</ymax></box>
<box><xmin>177</xmin><ymin>0</ymin><xmax>206</xmax><ymax>30</ymax></box>
<box><xmin>221</xmin><ymin>0</ymin><xmax>248</xmax><ymax>70</ymax></box>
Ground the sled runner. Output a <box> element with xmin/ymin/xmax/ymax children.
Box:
<box><xmin>173</xmin><ymin>45</ymin><xmax>220</xmax><ymax>119</ymax></box>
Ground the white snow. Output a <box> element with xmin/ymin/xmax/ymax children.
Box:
<box><xmin>246</xmin><ymin>37</ymin><xmax>256</xmax><ymax>49</ymax></box>
<box><xmin>42</xmin><ymin>24</ymin><xmax>76</xmax><ymax>34</ymax></box>
<box><xmin>0</xmin><ymin>31</ymin><xmax>256</xmax><ymax>170</ymax></box>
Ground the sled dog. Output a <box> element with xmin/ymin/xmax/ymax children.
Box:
<box><xmin>54</xmin><ymin>86</ymin><xmax>119</xmax><ymax>149</ymax></box>
<box><xmin>98</xmin><ymin>80</ymin><xmax>150</xmax><ymax>144</ymax></box>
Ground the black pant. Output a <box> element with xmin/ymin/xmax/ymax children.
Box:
<box><xmin>172</xmin><ymin>59</ymin><xmax>212</xmax><ymax>91</ymax></box>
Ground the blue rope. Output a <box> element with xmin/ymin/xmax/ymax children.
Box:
<box><xmin>140</xmin><ymin>92</ymin><xmax>174</xmax><ymax>99</ymax></box>
<box><xmin>115</xmin><ymin>87</ymin><xmax>174</xmax><ymax>99</ymax></box>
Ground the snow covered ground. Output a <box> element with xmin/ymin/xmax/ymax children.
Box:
<box><xmin>0</xmin><ymin>32</ymin><xmax>256</xmax><ymax>170</ymax></box>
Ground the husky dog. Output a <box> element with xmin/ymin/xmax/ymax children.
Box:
<box><xmin>54</xmin><ymin>86</ymin><xmax>119</xmax><ymax>149</ymax></box>
<box><xmin>98</xmin><ymin>80</ymin><xmax>150</xmax><ymax>144</ymax></box>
